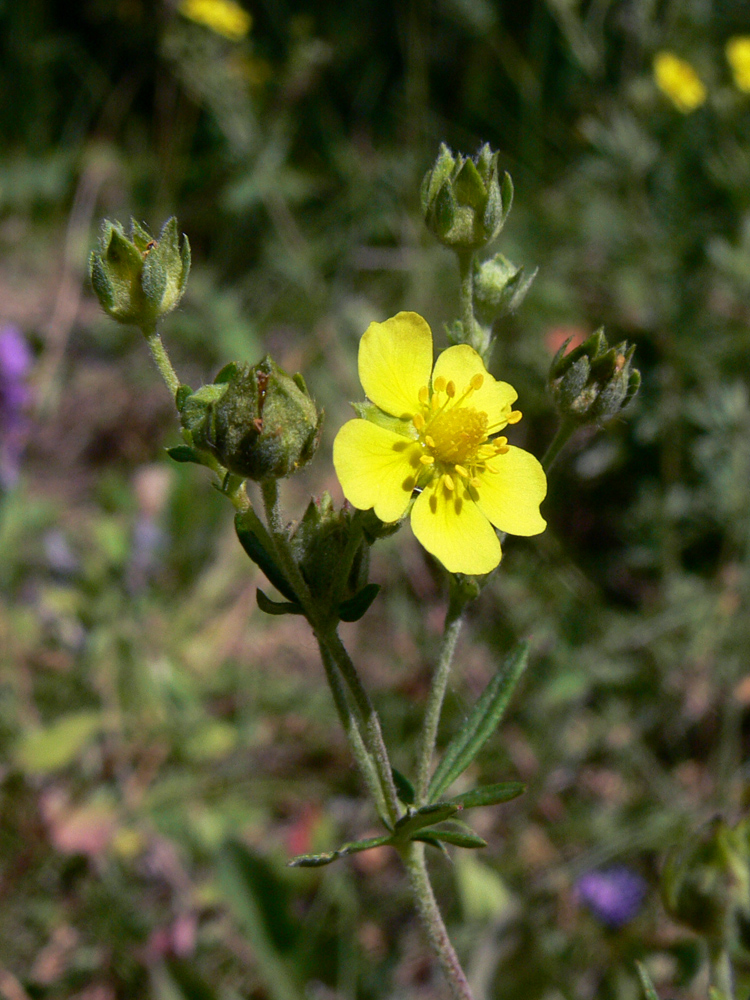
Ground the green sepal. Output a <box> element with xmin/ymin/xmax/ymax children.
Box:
<box><xmin>214</xmin><ymin>362</ymin><xmax>238</xmax><ymax>384</ymax></box>
<box><xmin>635</xmin><ymin>962</ymin><xmax>660</xmax><ymax>1000</ymax></box>
<box><xmin>427</xmin><ymin>640</ymin><xmax>529</xmax><ymax>802</ymax></box>
<box><xmin>338</xmin><ymin>583</ymin><xmax>380</xmax><ymax>622</ymax></box>
<box><xmin>350</xmin><ymin>401</ymin><xmax>416</xmax><ymax>439</ymax></box>
<box><xmin>288</xmin><ymin>834</ymin><xmax>393</xmax><ymax>868</ymax></box>
<box><xmin>453</xmin><ymin>157</ymin><xmax>486</xmax><ymax>210</ymax></box>
<box><xmin>448</xmin><ymin>781</ymin><xmax>525</xmax><ymax>810</ymax></box>
<box><xmin>392</xmin><ymin>767</ymin><xmax>416</xmax><ymax>805</ymax></box>
<box><xmin>256</xmin><ymin>589</ymin><xmax>304</xmax><ymax>616</ymax></box>
<box><xmin>167</xmin><ymin>444</ymin><xmax>205</xmax><ymax>465</ymax></box>
<box><xmin>393</xmin><ymin>803</ymin><xmax>459</xmax><ymax>840</ymax></box>
<box><xmin>234</xmin><ymin>512</ymin><xmax>299</xmax><ymax>603</ymax></box>
<box><xmin>413</xmin><ymin>824</ymin><xmax>487</xmax><ymax>849</ymax></box>
<box><xmin>175</xmin><ymin>385</ymin><xmax>193</xmax><ymax>411</ymax></box>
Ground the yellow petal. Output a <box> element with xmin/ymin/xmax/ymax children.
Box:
<box><xmin>411</xmin><ymin>479</ymin><xmax>501</xmax><ymax>574</ymax></box>
<box><xmin>432</xmin><ymin>344</ymin><xmax>517</xmax><ymax>420</ymax></box>
<box><xmin>333</xmin><ymin>419</ymin><xmax>420</xmax><ymax>522</ymax></box>
<box><xmin>475</xmin><ymin>445</ymin><xmax>547</xmax><ymax>536</ymax></box>
<box><xmin>359</xmin><ymin>312</ymin><xmax>433</xmax><ymax>419</ymax></box>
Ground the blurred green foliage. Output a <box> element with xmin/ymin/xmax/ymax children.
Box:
<box><xmin>4</xmin><ymin>0</ymin><xmax>750</xmax><ymax>998</ymax></box>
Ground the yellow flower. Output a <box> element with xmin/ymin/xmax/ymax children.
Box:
<box><xmin>653</xmin><ymin>51</ymin><xmax>707</xmax><ymax>113</ymax></box>
<box><xmin>179</xmin><ymin>0</ymin><xmax>251</xmax><ymax>41</ymax></box>
<box><xmin>726</xmin><ymin>37</ymin><xmax>750</xmax><ymax>93</ymax></box>
<box><xmin>333</xmin><ymin>312</ymin><xmax>547</xmax><ymax>575</ymax></box>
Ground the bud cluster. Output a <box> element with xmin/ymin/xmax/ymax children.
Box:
<box><xmin>548</xmin><ymin>328</ymin><xmax>641</xmax><ymax>424</ymax></box>
<box><xmin>89</xmin><ymin>218</ymin><xmax>190</xmax><ymax>329</ymax></box>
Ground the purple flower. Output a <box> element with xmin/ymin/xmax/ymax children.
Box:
<box><xmin>577</xmin><ymin>866</ymin><xmax>647</xmax><ymax>928</ymax></box>
<box><xmin>0</xmin><ymin>325</ymin><xmax>32</xmax><ymax>488</ymax></box>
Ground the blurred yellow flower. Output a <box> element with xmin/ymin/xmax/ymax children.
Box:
<box><xmin>179</xmin><ymin>0</ymin><xmax>251</xmax><ymax>41</ymax></box>
<box><xmin>726</xmin><ymin>37</ymin><xmax>750</xmax><ymax>93</ymax></box>
<box><xmin>653</xmin><ymin>51</ymin><xmax>706</xmax><ymax>113</ymax></box>
<box><xmin>333</xmin><ymin>312</ymin><xmax>547</xmax><ymax>575</ymax></box>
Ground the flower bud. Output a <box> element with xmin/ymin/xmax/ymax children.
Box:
<box><xmin>180</xmin><ymin>357</ymin><xmax>322</xmax><ymax>481</ymax></box>
<box><xmin>291</xmin><ymin>493</ymin><xmax>369</xmax><ymax>606</ymax></box>
<box><xmin>473</xmin><ymin>253</ymin><xmax>537</xmax><ymax>325</ymax></box>
<box><xmin>89</xmin><ymin>217</ymin><xmax>190</xmax><ymax>328</ymax></box>
<box><xmin>421</xmin><ymin>143</ymin><xmax>513</xmax><ymax>252</ymax></box>
<box><xmin>548</xmin><ymin>328</ymin><xmax>641</xmax><ymax>424</ymax></box>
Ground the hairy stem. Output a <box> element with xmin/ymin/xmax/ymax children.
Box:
<box><xmin>414</xmin><ymin>589</ymin><xmax>466</xmax><ymax>804</ymax></box>
<box><xmin>402</xmin><ymin>840</ymin><xmax>475</xmax><ymax>1000</ymax></box>
<box><xmin>541</xmin><ymin>416</ymin><xmax>578</xmax><ymax>472</ymax></box>
<box><xmin>457</xmin><ymin>251</ymin><xmax>475</xmax><ymax>347</ymax></box>
<box><xmin>144</xmin><ymin>329</ymin><xmax>181</xmax><ymax>398</ymax></box>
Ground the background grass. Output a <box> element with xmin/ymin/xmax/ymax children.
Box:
<box><xmin>3</xmin><ymin>1</ymin><xmax>750</xmax><ymax>997</ymax></box>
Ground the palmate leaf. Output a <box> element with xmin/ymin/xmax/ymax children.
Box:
<box><xmin>427</xmin><ymin>640</ymin><xmax>529</xmax><ymax>803</ymax></box>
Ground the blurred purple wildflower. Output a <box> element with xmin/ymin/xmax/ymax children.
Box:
<box><xmin>0</xmin><ymin>324</ymin><xmax>33</xmax><ymax>488</ymax></box>
<box><xmin>577</xmin><ymin>866</ymin><xmax>647</xmax><ymax>928</ymax></box>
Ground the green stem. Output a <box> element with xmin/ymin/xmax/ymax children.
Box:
<box><xmin>259</xmin><ymin>479</ymin><xmax>400</xmax><ymax>826</ymax></box>
<box><xmin>144</xmin><ymin>329</ymin><xmax>181</xmax><ymax>398</ymax></box>
<box><xmin>541</xmin><ymin>416</ymin><xmax>579</xmax><ymax>472</ymax></box>
<box><xmin>322</xmin><ymin>627</ymin><xmax>401</xmax><ymax>826</ymax></box>
<box><xmin>457</xmin><ymin>251</ymin><xmax>476</xmax><ymax>347</ymax></box>
<box><xmin>414</xmin><ymin>588</ymin><xmax>467</xmax><ymax>804</ymax></box>
<box><xmin>317</xmin><ymin>640</ymin><xmax>390</xmax><ymax>825</ymax></box>
<box><xmin>402</xmin><ymin>841</ymin><xmax>476</xmax><ymax>1000</ymax></box>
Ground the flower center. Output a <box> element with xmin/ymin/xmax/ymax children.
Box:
<box><xmin>426</xmin><ymin>405</ymin><xmax>488</xmax><ymax>465</ymax></box>
<box><xmin>410</xmin><ymin>372</ymin><xmax>521</xmax><ymax>492</ymax></box>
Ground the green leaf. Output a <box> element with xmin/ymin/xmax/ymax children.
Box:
<box><xmin>167</xmin><ymin>445</ymin><xmax>203</xmax><ymax>464</ymax></box>
<box><xmin>427</xmin><ymin>640</ymin><xmax>529</xmax><ymax>802</ymax></box>
<box><xmin>16</xmin><ymin>711</ymin><xmax>103</xmax><ymax>775</ymax></box>
<box><xmin>413</xmin><ymin>826</ymin><xmax>487</xmax><ymax>849</ymax></box>
<box><xmin>214</xmin><ymin>362</ymin><xmax>238</xmax><ymax>384</ymax></box>
<box><xmin>392</xmin><ymin>767</ymin><xmax>416</xmax><ymax>805</ymax></box>
<box><xmin>288</xmin><ymin>834</ymin><xmax>393</xmax><ymax>868</ymax></box>
<box><xmin>414</xmin><ymin>833</ymin><xmax>450</xmax><ymax>857</ymax></box>
<box><xmin>448</xmin><ymin>782</ymin><xmax>525</xmax><ymax>810</ymax></box>
<box><xmin>256</xmin><ymin>589</ymin><xmax>304</xmax><ymax>616</ymax></box>
<box><xmin>635</xmin><ymin>962</ymin><xmax>660</xmax><ymax>1000</ymax></box>
<box><xmin>393</xmin><ymin>802</ymin><xmax>458</xmax><ymax>840</ymax></box>
<box><xmin>234</xmin><ymin>512</ymin><xmax>298</xmax><ymax>603</ymax></box>
<box><xmin>338</xmin><ymin>583</ymin><xmax>380</xmax><ymax>622</ymax></box>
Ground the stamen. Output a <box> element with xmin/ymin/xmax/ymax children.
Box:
<box><xmin>454</xmin><ymin>464</ymin><xmax>469</xmax><ymax>478</ymax></box>
<box><xmin>425</xmin><ymin>435</ymin><xmax>435</xmax><ymax>448</ymax></box>
<box><xmin>507</xmin><ymin>409</ymin><xmax>522</xmax><ymax>424</ymax></box>
<box><xmin>446</xmin><ymin>380</ymin><xmax>456</xmax><ymax>398</ymax></box>
<box><xmin>470</xmin><ymin>373</ymin><xmax>484</xmax><ymax>390</ymax></box>
<box><xmin>431</xmin><ymin>395</ymin><xmax>441</xmax><ymax>411</ymax></box>
<box><xmin>418</xmin><ymin>386</ymin><xmax>429</xmax><ymax>405</ymax></box>
<box><xmin>413</xmin><ymin>413</ymin><xmax>425</xmax><ymax>432</ymax></box>
<box><xmin>419</xmin><ymin>454</ymin><xmax>434</xmax><ymax>465</ymax></box>
<box><xmin>470</xmin><ymin>477</ymin><xmax>482</xmax><ymax>488</ymax></box>
<box><xmin>433</xmin><ymin>375</ymin><xmax>447</xmax><ymax>393</ymax></box>
<box><xmin>442</xmin><ymin>474</ymin><xmax>454</xmax><ymax>491</ymax></box>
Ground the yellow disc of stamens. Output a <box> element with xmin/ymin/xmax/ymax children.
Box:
<box><xmin>433</xmin><ymin>375</ymin><xmax>447</xmax><ymax>392</ymax></box>
<box><xmin>443</xmin><ymin>474</ymin><xmax>454</xmax><ymax>491</ymax></box>
<box><xmin>420</xmin><ymin>454</ymin><xmax>434</xmax><ymax>465</ymax></box>
<box><xmin>446</xmin><ymin>380</ymin><xmax>456</xmax><ymax>397</ymax></box>
<box><xmin>470</xmin><ymin>373</ymin><xmax>484</xmax><ymax>390</ymax></box>
<box><xmin>507</xmin><ymin>410</ymin><xmax>522</xmax><ymax>424</ymax></box>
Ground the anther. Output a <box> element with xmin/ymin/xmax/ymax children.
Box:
<box><xmin>446</xmin><ymin>380</ymin><xmax>456</xmax><ymax>398</ymax></box>
<box><xmin>433</xmin><ymin>375</ymin><xmax>447</xmax><ymax>393</ymax></box>
<box><xmin>420</xmin><ymin>454</ymin><xmax>434</xmax><ymax>465</ymax></box>
<box><xmin>470</xmin><ymin>373</ymin><xmax>484</xmax><ymax>390</ymax></box>
<box><xmin>425</xmin><ymin>435</ymin><xmax>435</xmax><ymax>449</ymax></box>
<box><xmin>454</xmin><ymin>464</ymin><xmax>469</xmax><ymax>478</ymax></box>
<box><xmin>418</xmin><ymin>386</ymin><xmax>429</xmax><ymax>405</ymax></box>
<box><xmin>507</xmin><ymin>409</ymin><xmax>522</xmax><ymax>424</ymax></box>
<box><xmin>413</xmin><ymin>413</ymin><xmax>425</xmax><ymax>432</ymax></box>
<box><xmin>470</xmin><ymin>477</ymin><xmax>482</xmax><ymax>488</ymax></box>
<box><xmin>442</xmin><ymin>474</ymin><xmax>455</xmax><ymax>491</ymax></box>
